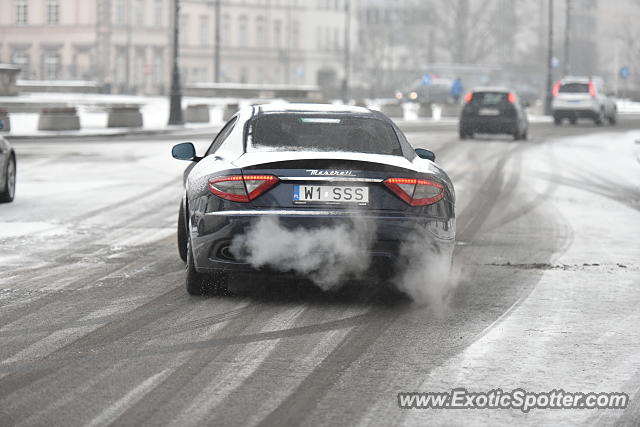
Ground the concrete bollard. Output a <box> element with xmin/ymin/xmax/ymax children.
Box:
<box><xmin>38</xmin><ymin>107</ymin><xmax>81</xmax><ymax>131</ymax></box>
<box><xmin>0</xmin><ymin>109</ymin><xmax>10</xmax><ymax>132</ymax></box>
<box><xmin>107</xmin><ymin>105</ymin><xmax>143</xmax><ymax>128</ymax></box>
<box><xmin>222</xmin><ymin>103</ymin><xmax>239</xmax><ymax>122</ymax></box>
<box><xmin>184</xmin><ymin>104</ymin><xmax>210</xmax><ymax>123</ymax></box>
<box><xmin>380</xmin><ymin>103</ymin><xmax>404</xmax><ymax>118</ymax></box>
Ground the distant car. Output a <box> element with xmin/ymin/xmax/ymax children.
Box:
<box><xmin>0</xmin><ymin>119</ymin><xmax>16</xmax><ymax>203</ymax></box>
<box><xmin>459</xmin><ymin>87</ymin><xmax>529</xmax><ymax>140</ymax></box>
<box><xmin>171</xmin><ymin>104</ymin><xmax>456</xmax><ymax>295</ymax></box>
<box><xmin>551</xmin><ymin>76</ymin><xmax>617</xmax><ymax>125</ymax></box>
<box><xmin>397</xmin><ymin>77</ymin><xmax>454</xmax><ymax>104</ymax></box>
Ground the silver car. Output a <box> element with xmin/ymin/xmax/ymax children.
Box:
<box><xmin>551</xmin><ymin>76</ymin><xmax>617</xmax><ymax>126</ymax></box>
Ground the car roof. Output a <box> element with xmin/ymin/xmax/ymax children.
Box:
<box><xmin>471</xmin><ymin>86</ymin><xmax>512</xmax><ymax>93</ymax></box>
<box><xmin>254</xmin><ymin>103</ymin><xmax>372</xmax><ymax>115</ymax></box>
<box><xmin>560</xmin><ymin>76</ymin><xmax>602</xmax><ymax>84</ymax></box>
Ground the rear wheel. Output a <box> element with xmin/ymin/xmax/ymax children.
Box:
<box><xmin>594</xmin><ymin>110</ymin><xmax>605</xmax><ymax>126</ymax></box>
<box><xmin>0</xmin><ymin>155</ymin><xmax>16</xmax><ymax>203</ymax></box>
<box><xmin>569</xmin><ymin>117</ymin><xmax>577</xmax><ymax>125</ymax></box>
<box><xmin>608</xmin><ymin>113</ymin><xmax>617</xmax><ymax>125</ymax></box>
<box><xmin>185</xmin><ymin>239</ymin><xmax>229</xmax><ymax>296</ymax></box>
<box><xmin>177</xmin><ymin>201</ymin><xmax>188</xmax><ymax>262</ymax></box>
<box><xmin>553</xmin><ymin>116</ymin><xmax>562</xmax><ymax>125</ymax></box>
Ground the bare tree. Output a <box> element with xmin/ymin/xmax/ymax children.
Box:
<box><xmin>430</xmin><ymin>0</ymin><xmax>512</xmax><ymax>64</ymax></box>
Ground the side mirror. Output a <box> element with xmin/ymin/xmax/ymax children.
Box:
<box><xmin>172</xmin><ymin>142</ymin><xmax>199</xmax><ymax>161</ymax></box>
<box><xmin>415</xmin><ymin>148</ymin><xmax>436</xmax><ymax>162</ymax></box>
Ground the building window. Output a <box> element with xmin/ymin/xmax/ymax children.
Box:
<box><xmin>325</xmin><ymin>27</ymin><xmax>330</xmax><ymax>51</ymax></box>
<box><xmin>43</xmin><ymin>52</ymin><xmax>61</xmax><ymax>80</ymax></box>
<box><xmin>292</xmin><ymin>20</ymin><xmax>300</xmax><ymax>49</ymax></box>
<box><xmin>273</xmin><ymin>20</ymin><xmax>283</xmax><ymax>48</ymax></box>
<box><xmin>153</xmin><ymin>0</ymin><xmax>163</xmax><ymax>26</ymax></box>
<box><xmin>238</xmin><ymin>15</ymin><xmax>248</xmax><ymax>47</ymax></box>
<box><xmin>115</xmin><ymin>0</ymin><xmax>125</xmax><ymax>25</ymax></box>
<box><xmin>200</xmin><ymin>15</ymin><xmax>209</xmax><ymax>46</ymax></box>
<box><xmin>180</xmin><ymin>14</ymin><xmax>189</xmax><ymax>45</ymax></box>
<box><xmin>12</xmin><ymin>50</ymin><xmax>30</xmax><ymax>77</ymax></box>
<box><xmin>221</xmin><ymin>14</ymin><xmax>231</xmax><ymax>46</ymax></box>
<box><xmin>46</xmin><ymin>0</ymin><xmax>59</xmax><ymax>24</ymax></box>
<box><xmin>133</xmin><ymin>48</ymin><xmax>145</xmax><ymax>90</ymax></box>
<box><xmin>255</xmin><ymin>16</ymin><xmax>265</xmax><ymax>48</ymax></box>
<box><xmin>114</xmin><ymin>48</ymin><xmax>127</xmax><ymax>89</ymax></box>
<box><xmin>134</xmin><ymin>0</ymin><xmax>144</xmax><ymax>26</ymax></box>
<box><xmin>16</xmin><ymin>0</ymin><xmax>28</xmax><ymax>25</ymax></box>
<box><xmin>152</xmin><ymin>48</ymin><xmax>164</xmax><ymax>91</ymax></box>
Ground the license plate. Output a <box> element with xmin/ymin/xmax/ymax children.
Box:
<box><xmin>479</xmin><ymin>108</ymin><xmax>500</xmax><ymax>116</ymax></box>
<box><xmin>293</xmin><ymin>185</ymin><xmax>369</xmax><ymax>204</ymax></box>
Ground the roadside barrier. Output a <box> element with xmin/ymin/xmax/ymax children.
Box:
<box><xmin>38</xmin><ymin>107</ymin><xmax>80</xmax><ymax>131</ymax></box>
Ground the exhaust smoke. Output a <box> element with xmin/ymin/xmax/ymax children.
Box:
<box><xmin>229</xmin><ymin>216</ymin><xmax>377</xmax><ymax>290</ymax></box>
<box><xmin>230</xmin><ymin>217</ymin><xmax>457</xmax><ymax>306</ymax></box>
<box><xmin>393</xmin><ymin>229</ymin><xmax>458</xmax><ymax>313</ymax></box>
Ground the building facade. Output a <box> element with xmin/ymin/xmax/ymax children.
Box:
<box><xmin>0</xmin><ymin>0</ymin><xmax>350</xmax><ymax>95</ymax></box>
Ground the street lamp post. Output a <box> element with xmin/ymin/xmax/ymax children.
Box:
<box><xmin>214</xmin><ymin>0</ymin><xmax>221</xmax><ymax>83</ymax></box>
<box><xmin>563</xmin><ymin>0</ymin><xmax>571</xmax><ymax>76</ymax></box>
<box><xmin>168</xmin><ymin>0</ymin><xmax>183</xmax><ymax>125</ymax></box>
<box><xmin>341</xmin><ymin>0</ymin><xmax>351</xmax><ymax>104</ymax></box>
<box><xmin>544</xmin><ymin>0</ymin><xmax>554</xmax><ymax>116</ymax></box>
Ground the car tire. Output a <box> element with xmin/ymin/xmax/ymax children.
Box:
<box><xmin>177</xmin><ymin>201</ymin><xmax>188</xmax><ymax>263</ymax></box>
<box><xmin>459</xmin><ymin>128</ymin><xmax>469</xmax><ymax>139</ymax></box>
<box><xmin>0</xmin><ymin>155</ymin><xmax>16</xmax><ymax>203</ymax></box>
<box><xmin>553</xmin><ymin>116</ymin><xmax>562</xmax><ymax>125</ymax></box>
<box><xmin>594</xmin><ymin>110</ymin><xmax>605</xmax><ymax>126</ymax></box>
<box><xmin>608</xmin><ymin>114</ymin><xmax>617</xmax><ymax>125</ymax></box>
<box><xmin>185</xmin><ymin>239</ymin><xmax>229</xmax><ymax>296</ymax></box>
<box><xmin>521</xmin><ymin>129</ymin><xmax>528</xmax><ymax>140</ymax></box>
<box><xmin>569</xmin><ymin>117</ymin><xmax>577</xmax><ymax>125</ymax></box>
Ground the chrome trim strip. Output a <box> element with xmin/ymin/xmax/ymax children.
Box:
<box><xmin>277</xmin><ymin>176</ymin><xmax>383</xmax><ymax>183</ymax></box>
<box><xmin>206</xmin><ymin>210</ymin><xmax>366</xmax><ymax>216</ymax></box>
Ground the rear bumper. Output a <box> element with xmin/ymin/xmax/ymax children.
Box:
<box><xmin>189</xmin><ymin>209</ymin><xmax>455</xmax><ymax>274</ymax></box>
<box><xmin>460</xmin><ymin>116</ymin><xmax>519</xmax><ymax>134</ymax></box>
<box><xmin>552</xmin><ymin>108</ymin><xmax>599</xmax><ymax>119</ymax></box>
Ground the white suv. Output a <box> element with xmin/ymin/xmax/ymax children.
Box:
<box><xmin>551</xmin><ymin>76</ymin><xmax>617</xmax><ymax>125</ymax></box>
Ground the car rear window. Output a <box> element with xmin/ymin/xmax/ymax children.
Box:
<box><xmin>470</xmin><ymin>92</ymin><xmax>509</xmax><ymax>105</ymax></box>
<box><xmin>559</xmin><ymin>83</ymin><xmax>589</xmax><ymax>93</ymax></box>
<box><xmin>248</xmin><ymin>114</ymin><xmax>403</xmax><ymax>156</ymax></box>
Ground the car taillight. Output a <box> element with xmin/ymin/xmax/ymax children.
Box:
<box><xmin>508</xmin><ymin>92</ymin><xmax>516</xmax><ymax>104</ymax></box>
<box><xmin>552</xmin><ymin>82</ymin><xmax>560</xmax><ymax>97</ymax></box>
<box><xmin>464</xmin><ymin>92</ymin><xmax>473</xmax><ymax>103</ymax></box>
<box><xmin>383</xmin><ymin>177</ymin><xmax>444</xmax><ymax>206</ymax></box>
<box><xmin>588</xmin><ymin>80</ymin><xmax>596</xmax><ymax>97</ymax></box>
<box><xmin>208</xmin><ymin>174</ymin><xmax>279</xmax><ymax>202</ymax></box>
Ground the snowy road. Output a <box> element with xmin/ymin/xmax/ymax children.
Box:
<box><xmin>0</xmin><ymin>118</ymin><xmax>639</xmax><ymax>426</ymax></box>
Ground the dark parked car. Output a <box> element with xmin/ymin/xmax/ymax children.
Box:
<box><xmin>172</xmin><ymin>104</ymin><xmax>456</xmax><ymax>295</ymax></box>
<box><xmin>0</xmin><ymin>119</ymin><xmax>16</xmax><ymax>203</ymax></box>
<box><xmin>459</xmin><ymin>87</ymin><xmax>529</xmax><ymax>140</ymax></box>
